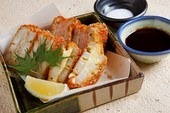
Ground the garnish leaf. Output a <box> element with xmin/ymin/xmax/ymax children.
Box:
<box><xmin>9</xmin><ymin>50</ymin><xmax>37</xmax><ymax>75</ymax></box>
<box><xmin>9</xmin><ymin>40</ymin><xmax>68</xmax><ymax>75</ymax></box>
<box><xmin>46</xmin><ymin>45</ymin><xmax>66</xmax><ymax>67</ymax></box>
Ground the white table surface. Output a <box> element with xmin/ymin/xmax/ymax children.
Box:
<box><xmin>0</xmin><ymin>0</ymin><xmax>170</xmax><ymax>113</ymax></box>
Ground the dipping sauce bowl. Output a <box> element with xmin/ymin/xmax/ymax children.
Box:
<box><xmin>117</xmin><ymin>16</ymin><xmax>170</xmax><ymax>63</ymax></box>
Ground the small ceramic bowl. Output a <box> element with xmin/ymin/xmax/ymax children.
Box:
<box><xmin>117</xmin><ymin>16</ymin><xmax>170</xmax><ymax>63</ymax></box>
<box><xmin>94</xmin><ymin>0</ymin><xmax>148</xmax><ymax>27</ymax></box>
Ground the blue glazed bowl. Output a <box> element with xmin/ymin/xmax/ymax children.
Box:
<box><xmin>117</xmin><ymin>16</ymin><xmax>170</xmax><ymax>63</ymax></box>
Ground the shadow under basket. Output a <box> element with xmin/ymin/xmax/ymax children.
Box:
<box><xmin>2</xmin><ymin>12</ymin><xmax>144</xmax><ymax>113</ymax></box>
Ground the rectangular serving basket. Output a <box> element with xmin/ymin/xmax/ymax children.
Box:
<box><xmin>3</xmin><ymin>12</ymin><xmax>144</xmax><ymax>113</ymax></box>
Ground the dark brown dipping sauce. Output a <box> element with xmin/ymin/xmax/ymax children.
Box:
<box><xmin>126</xmin><ymin>28</ymin><xmax>170</xmax><ymax>52</ymax></box>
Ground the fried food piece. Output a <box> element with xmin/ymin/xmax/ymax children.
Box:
<box><xmin>50</xmin><ymin>16</ymin><xmax>109</xmax><ymax>88</ymax></box>
<box><xmin>72</xmin><ymin>22</ymin><xmax>108</xmax><ymax>50</ymax></box>
<box><xmin>67</xmin><ymin>42</ymin><xmax>107</xmax><ymax>88</ymax></box>
<box><xmin>4</xmin><ymin>25</ymin><xmax>37</xmax><ymax>65</ymax></box>
<box><xmin>88</xmin><ymin>22</ymin><xmax>108</xmax><ymax>44</ymax></box>
<box><xmin>48</xmin><ymin>41</ymin><xmax>82</xmax><ymax>83</ymax></box>
<box><xmin>50</xmin><ymin>16</ymin><xmax>81</xmax><ymax>41</ymax></box>
<box><xmin>72</xmin><ymin>24</ymin><xmax>89</xmax><ymax>50</ymax></box>
<box><xmin>67</xmin><ymin>22</ymin><xmax>108</xmax><ymax>88</ymax></box>
<box><xmin>4</xmin><ymin>24</ymin><xmax>65</xmax><ymax>79</ymax></box>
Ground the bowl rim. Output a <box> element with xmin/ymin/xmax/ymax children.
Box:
<box><xmin>94</xmin><ymin>0</ymin><xmax>148</xmax><ymax>21</ymax></box>
<box><xmin>117</xmin><ymin>15</ymin><xmax>170</xmax><ymax>56</ymax></box>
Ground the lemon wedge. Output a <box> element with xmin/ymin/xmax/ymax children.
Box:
<box><xmin>25</xmin><ymin>76</ymin><xmax>68</xmax><ymax>101</ymax></box>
